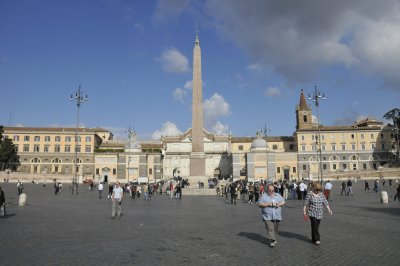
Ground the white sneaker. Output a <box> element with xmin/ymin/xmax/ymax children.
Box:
<box><xmin>315</xmin><ymin>241</ymin><xmax>320</xmax><ymax>245</ymax></box>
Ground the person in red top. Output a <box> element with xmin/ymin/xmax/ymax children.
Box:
<box><xmin>169</xmin><ymin>182</ymin><xmax>174</xmax><ymax>199</ymax></box>
<box><xmin>260</xmin><ymin>184</ymin><xmax>265</xmax><ymax>194</ymax></box>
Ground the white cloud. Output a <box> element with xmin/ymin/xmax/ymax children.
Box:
<box><xmin>183</xmin><ymin>80</ymin><xmax>192</xmax><ymax>90</ymax></box>
<box><xmin>212</xmin><ymin>121</ymin><xmax>229</xmax><ymax>135</ymax></box>
<box><xmin>173</xmin><ymin>87</ymin><xmax>187</xmax><ymax>103</ymax></box>
<box><xmin>265</xmin><ymin>86</ymin><xmax>281</xmax><ymax>97</ymax></box>
<box><xmin>151</xmin><ymin>121</ymin><xmax>182</xmax><ymax>140</ymax></box>
<box><xmin>159</xmin><ymin>48</ymin><xmax>190</xmax><ymax>73</ymax></box>
<box><xmin>172</xmin><ymin>80</ymin><xmax>192</xmax><ymax>103</ymax></box>
<box><xmin>205</xmin><ymin>0</ymin><xmax>400</xmax><ymax>87</ymax></box>
<box><xmin>203</xmin><ymin>93</ymin><xmax>231</xmax><ymax>134</ymax></box>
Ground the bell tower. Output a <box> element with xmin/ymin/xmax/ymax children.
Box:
<box><xmin>296</xmin><ymin>89</ymin><xmax>313</xmax><ymax>130</ymax></box>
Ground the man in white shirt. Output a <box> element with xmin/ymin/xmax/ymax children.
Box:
<box><xmin>299</xmin><ymin>181</ymin><xmax>307</xmax><ymax>200</ymax></box>
<box><xmin>98</xmin><ymin>182</ymin><xmax>103</xmax><ymax>199</ymax></box>
<box><xmin>324</xmin><ymin>180</ymin><xmax>333</xmax><ymax>200</ymax></box>
<box><xmin>111</xmin><ymin>182</ymin><xmax>123</xmax><ymax>218</ymax></box>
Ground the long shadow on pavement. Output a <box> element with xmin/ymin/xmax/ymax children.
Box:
<box><xmin>238</xmin><ymin>232</ymin><xmax>268</xmax><ymax>245</ymax></box>
<box><xmin>278</xmin><ymin>231</ymin><xmax>310</xmax><ymax>243</ymax></box>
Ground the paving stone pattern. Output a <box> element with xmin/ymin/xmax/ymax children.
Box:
<box><xmin>0</xmin><ymin>181</ymin><xmax>399</xmax><ymax>265</ymax></box>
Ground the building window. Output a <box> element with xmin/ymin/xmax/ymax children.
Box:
<box><xmin>45</xmin><ymin>136</ymin><xmax>50</xmax><ymax>142</ymax></box>
<box><xmin>13</xmin><ymin>135</ymin><xmax>19</xmax><ymax>141</ymax></box>
<box><xmin>302</xmin><ymin>165</ymin><xmax>306</xmax><ymax>171</ymax></box>
<box><xmin>381</xmin><ymin>143</ymin><xmax>385</xmax><ymax>150</ymax></box>
<box><xmin>331</xmin><ymin>145</ymin><xmax>336</xmax><ymax>151</ymax></box>
<box><xmin>380</xmin><ymin>133</ymin><xmax>384</xmax><ymax>139</ymax></box>
<box><xmin>301</xmin><ymin>145</ymin><xmax>306</xmax><ymax>151</ymax></box>
<box><xmin>342</xmin><ymin>156</ymin><xmax>346</xmax><ymax>160</ymax></box>
<box><xmin>312</xmin><ymin>135</ymin><xmax>315</xmax><ymax>141</ymax></box>
<box><xmin>55</xmin><ymin>136</ymin><xmax>61</xmax><ymax>142</ymax></box>
<box><xmin>272</xmin><ymin>144</ymin><xmax>278</xmax><ymax>150</ymax></box>
<box><xmin>371</xmin><ymin>133</ymin><xmax>374</xmax><ymax>139</ymax></box>
<box><xmin>76</xmin><ymin>146</ymin><xmax>81</xmax><ymax>153</ymax></box>
<box><xmin>277</xmin><ymin>167</ymin><xmax>281</xmax><ymax>174</ymax></box>
<box><xmin>323</xmin><ymin>164</ymin><xmax>327</xmax><ymax>170</ymax></box>
<box><xmin>352</xmin><ymin>144</ymin><xmax>356</xmax><ymax>150</ymax></box>
<box><xmin>65</xmin><ymin>146</ymin><xmax>71</xmax><ymax>153</ymax></box>
<box><xmin>54</xmin><ymin>145</ymin><xmax>60</xmax><ymax>152</ymax></box>
<box><xmin>333</xmin><ymin>164</ymin><xmax>337</xmax><ymax>170</ymax></box>
<box><xmin>289</xmin><ymin>144</ymin><xmax>294</xmax><ymax>150</ymax></box>
<box><xmin>85</xmin><ymin>146</ymin><xmax>91</xmax><ymax>153</ymax></box>
<box><xmin>363</xmin><ymin>163</ymin><xmax>367</xmax><ymax>170</ymax></box>
<box><xmin>75</xmin><ymin>136</ymin><xmax>81</xmax><ymax>142</ymax></box>
<box><xmin>14</xmin><ymin>145</ymin><xmax>19</xmax><ymax>152</ymax></box>
<box><xmin>361</xmin><ymin>134</ymin><xmax>364</xmax><ymax>139</ymax></box>
<box><xmin>238</xmin><ymin>145</ymin><xmax>243</xmax><ymax>151</ymax></box>
<box><xmin>303</xmin><ymin>115</ymin><xmax>307</xmax><ymax>122</ymax></box>
<box><xmin>321</xmin><ymin>145</ymin><xmax>325</xmax><ymax>151</ymax></box>
<box><xmin>24</xmin><ymin>135</ymin><xmax>30</xmax><ymax>141</ymax></box>
<box><xmin>23</xmin><ymin>144</ymin><xmax>29</xmax><ymax>152</ymax></box>
<box><xmin>85</xmin><ymin>136</ymin><xmax>91</xmax><ymax>142</ymax></box>
<box><xmin>34</xmin><ymin>136</ymin><xmax>40</xmax><ymax>142</ymax></box>
<box><xmin>361</xmin><ymin>144</ymin><xmax>365</xmax><ymax>150</ymax></box>
<box><xmin>113</xmin><ymin>168</ymin><xmax>116</xmax><ymax>175</ymax></box>
<box><xmin>301</xmin><ymin>135</ymin><xmax>305</xmax><ymax>141</ymax></box>
<box><xmin>342</xmin><ymin>164</ymin><xmax>347</xmax><ymax>170</ymax></box>
<box><xmin>293</xmin><ymin>167</ymin><xmax>296</xmax><ymax>173</ymax></box>
<box><xmin>149</xmin><ymin>168</ymin><xmax>153</xmax><ymax>175</ymax></box>
<box><xmin>351</xmin><ymin>134</ymin><xmax>355</xmax><ymax>139</ymax></box>
<box><xmin>44</xmin><ymin>145</ymin><xmax>49</xmax><ymax>152</ymax></box>
<box><xmin>391</xmin><ymin>133</ymin><xmax>394</xmax><ymax>138</ymax></box>
<box><xmin>372</xmin><ymin>143</ymin><xmax>376</xmax><ymax>149</ymax></box>
<box><xmin>342</xmin><ymin>144</ymin><xmax>346</xmax><ymax>150</ymax></box>
<box><xmin>312</xmin><ymin>145</ymin><xmax>316</xmax><ymax>151</ymax></box>
<box><xmin>65</xmin><ymin>136</ymin><xmax>71</xmax><ymax>142</ymax></box>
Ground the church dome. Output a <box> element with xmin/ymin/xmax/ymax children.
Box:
<box><xmin>251</xmin><ymin>138</ymin><xmax>267</xmax><ymax>150</ymax></box>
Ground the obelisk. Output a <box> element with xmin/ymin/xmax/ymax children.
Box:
<box><xmin>190</xmin><ymin>33</ymin><xmax>205</xmax><ymax>177</ymax></box>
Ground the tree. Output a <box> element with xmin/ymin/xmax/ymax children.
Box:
<box><xmin>383</xmin><ymin>108</ymin><xmax>400</xmax><ymax>127</ymax></box>
<box><xmin>0</xmin><ymin>125</ymin><xmax>20</xmax><ymax>171</ymax></box>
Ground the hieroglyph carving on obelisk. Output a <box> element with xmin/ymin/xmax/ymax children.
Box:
<box><xmin>190</xmin><ymin>33</ymin><xmax>206</xmax><ymax>177</ymax></box>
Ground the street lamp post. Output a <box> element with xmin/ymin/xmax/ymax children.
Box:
<box><xmin>308</xmin><ymin>85</ymin><xmax>325</xmax><ymax>183</ymax></box>
<box><xmin>70</xmin><ymin>86</ymin><xmax>88</xmax><ymax>194</ymax></box>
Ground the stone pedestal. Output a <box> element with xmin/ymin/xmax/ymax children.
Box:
<box><xmin>19</xmin><ymin>193</ymin><xmax>27</xmax><ymax>207</ymax></box>
<box><xmin>380</xmin><ymin>191</ymin><xmax>388</xmax><ymax>204</ymax></box>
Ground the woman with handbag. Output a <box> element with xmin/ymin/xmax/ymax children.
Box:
<box><xmin>303</xmin><ymin>182</ymin><xmax>333</xmax><ymax>245</ymax></box>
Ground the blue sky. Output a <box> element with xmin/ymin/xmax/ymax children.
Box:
<box><xmin>1</xmin><ymin>0</ymin><xmax>400</xmax><ymax>140</ymax></box>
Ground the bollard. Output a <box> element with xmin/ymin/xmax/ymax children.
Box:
<box><xmin>19</xmin><ymin>193</ymin><xmax>27</xmax><ymax>207</ymax></box>
<box><xmin>380</xmin><ymin>191</ymin><xmax>388</xmax><ymax>204</ymax></box>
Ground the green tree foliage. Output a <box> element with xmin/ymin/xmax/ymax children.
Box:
<box><xmin>383</xmin><ymin>108</ymin><xmax>400</xmax><ymax>127</ymax></box>
<box><xmin>0</xmin><ymin>125</ymin><xmax>20</xmax><ymax>171</ymax></box>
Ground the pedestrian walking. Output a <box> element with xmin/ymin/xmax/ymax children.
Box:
<box><xmin>346</xmin><ymin>179</ymin><xmax>353</xmax><ymax>196</ymax></box>
<box><xmin>0</xmin><ymin>186</ymin><xmax>6</xmax><ymax>217</ymax></box>
<box><xmin>175</xmin><ymin>184</ymin><xmax>182</xmax><ymax>199</ymax></box>
<box><xmin>365</xmin><ymin>180</ymin><xmax>370</xmax><ymax>191</ymax></box>
<box><xmin>108</xmin><ymin>184</ymin><xmax>113</xmax><ymax>198</ymax></box>
<box><xmin>230</xmin><ymin>182</ymin><xmax>237</xmax><ymax>205</ymax></box>
<box><xmin>258</xmin><ymin>184</ymin><xmax>285</xmax><ymax>247</ymax></box>
<box><xmin>324</xmin><ymin>180</ymin><xmax>332</xmax><ymax>200</ymax></box>
<box><xmin>98</xmin><ymin>182</ymin><xmax>103</xmax><ymax>199</ymax></box>
<box><xmin>303</xmin><ymin>182</ymin><xmax>333</xmax><ymax>245</ymax></box>
<box><xmin>111</xmin><ymin>182</ymin><xmax>123</xmax><ymax>219</ymax></box>
<box><xmin>393</xmin><ymin>184</ymin><xmax>400</xmax><ymax>202</ymax></box>
<box><xmin>340</xmin><ymin>181</ymin><xmax>346</xmax><ymax>196</ymax></box>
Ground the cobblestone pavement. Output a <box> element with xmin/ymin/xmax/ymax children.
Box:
<box><xmin>0</xmin><ymin>180</ymin><xmax>399</xmax><ymax>266</ymax></box>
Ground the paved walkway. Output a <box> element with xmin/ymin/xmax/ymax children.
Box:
<box><xmin>0</xmin><ymin>181</ymin><xmax>399</xmax><ymax>265</ymax></box>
